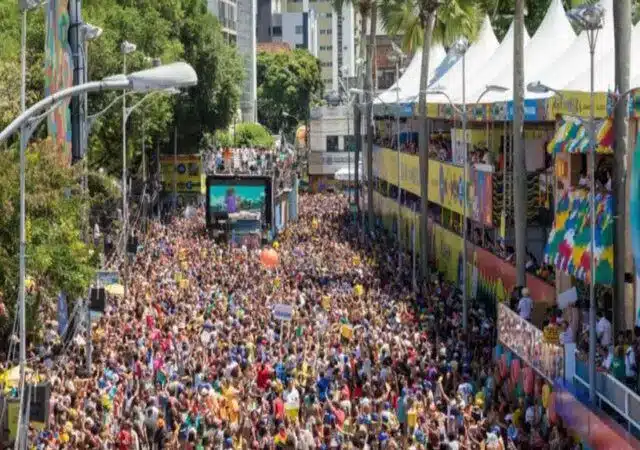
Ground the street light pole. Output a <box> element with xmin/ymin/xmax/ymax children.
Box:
<box><xmin>120</xmin><ymin>41</ymin><xmax>136</xmax><ymax>302</ymax></box>
<box><xmin>564</xmin><ymin>2</ymin><xmax>605</xmax><ymax>406</ymax></box>
<box><xmin>425</xmin><ymin>81</ymin><xmax>507</xmax><ymax>332</ymax></box>
<box><xmin>16</xmin><ymin>2</ymin><xmax>48</xmax><ymax>447</ymax></box>
<box><xmin>461</xmin><ymin>50</ymin><xmax>468</xmax><ymax>332</ymax></box>
<box><xmin>395</xmin><ymin>58</ymin><xmax>403</xmax><ymax>273</ymax></box>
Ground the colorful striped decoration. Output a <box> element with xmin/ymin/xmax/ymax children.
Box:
<box><xmin>547</xmin><ymin>116</ymin><xmax>614</xmax><ymax>154</ymax></box>
<box><xmin>544</xmin><ymin>189</ymin><xmax>613</xmax><ymax>285</ymax></box>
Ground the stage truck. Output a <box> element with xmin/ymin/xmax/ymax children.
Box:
<box><xmin>205</xmin><ymin>175</ymin><xmax>273</xmax><ymax>248</ymax></box>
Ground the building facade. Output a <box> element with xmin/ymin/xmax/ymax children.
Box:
<box><xmin>208</xmin><ymin>0</ymin><xmax>257</xmax><ymax>123</ymax></box>
<box><xmin>257</xmin><ymin>0</ymin><xmax>355</xmax><ymax>94</ymax></box>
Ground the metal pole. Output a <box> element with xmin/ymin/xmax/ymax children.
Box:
<box><xmin>462</xmin><ymin>53</ymin><xmax>468</xmax><ymax>331</ymax></box>
<box><xmin>142</xmin><ymin>123</ymin><xmax>147</xmax><ymax>232</ymax></box>
<box><xmin>122</xmin><ymin>52</ymin><xmax>129</xmax><ymax>302</ymax></box>
<box><xmin>346</xmin><ymin>76</ymin><xmax>351</xmax><ymax>206</ymax></box>
<box><xmin>173</xmin><ymin>126</ymin><xmax>178</xmax><ymax>211</ymax></box>
<box><xmin>15</xmin><ymin>10</ymin><xmax>28</xmax><ymax>450</ymax></box>
<box><xmin>85</xmin><ymin>295</ymin><xmax>92</xmax><ymax>373</ymax></box>
<box><xmin>412</xmin><ymin>205</ymin><xmax>417</xmax><ymax>292</ymax></box>
<box><xmin>396</xmin><ymin>60</ymin><xmax>402</xmax><ymax>271</ymax></box>
<box><xmin>156</xmin><ymin>140</ymin><xmax>161</xmax><ymax>220</ymax></box>
<box><xmin>588</xmin><ymin>34</ymin><xmax>597</xmax><ymax>405</ymax></box>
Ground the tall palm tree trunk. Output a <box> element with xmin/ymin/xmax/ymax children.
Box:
<box><xmin>513</xmin><ymin>0</ymin><xmax>527</xmax><ymax>287</ymax></box>
<box><xmin>612</xmin><ymin>0</ymin><xmax>631</xmax><ymax>334</ymax></box>
<box><xmin>418</xmin><ymin>12</ymin><xmax>436</xmax><ymax>283</ymax></box>
<box><xmin>355</xmin><ymin>11</ymin><xmax>369</xmax><ymax>219</ymax></box>
<box><xmin>365</xmin><ymin>3</ymin><xmax>378</xmax><ymax>231</ymax></box>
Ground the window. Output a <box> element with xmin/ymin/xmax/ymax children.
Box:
<box><xmin>319</xmin><ymin>45</ymin><xmax>333</xmax><ymax>51</ymax></box>
<box><xmin>271</xmin><ymin>26</ymin><xmax>282</xmax><ymax>36</ymax></box>
<box><xmin>344</xmin><ymin>135</ymin><xmax>356</xmax><ymax>152</ymax></box>
<box><xmin>321</xmin><ymin>61</ymin><xmax>333</xmax><ymax>68</ymax></box>
<box><xmin>326</xmin><ymin>135</ymin><xmax>339</xmax><ymax>152</ymax></box>
<box><xmin>296</xmin><ymin>43</ymin><xmax>305</xmax><ymax>49</ymax></box>
<box><xmin>320</xmin><ymin>29</ymin><xmax>332</xmax><ymax>35</ymax></box>
<box><xmin>295</xmin><ymin>25</ymin><xmax>303</xmax><ymax>34</ymax></box>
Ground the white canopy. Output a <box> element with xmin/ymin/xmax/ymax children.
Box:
<box><xmin>451</xmin><ymin>21</ymin><xmax>530</xmax><ymax>104</ymax></box>
<box><xmin>425</xmin><ymin>16</ymin><xmax>500</xmax><ymax>103</ymax></box>
<box><xmin>527</xmin><ymin>0</ymin><xmax>615</xmax><ymax>99</ymax></box>
<box><xmin>564</xmin><ymin>20</ymin><xmax>640</xmax><ymax>92</ymax></box>
<box><xmin>375</xmin><ymin>44</ymin><xmax>446</xmax><ymax>105</ymax></box>
<box><xmin>479</xmin><ymin>0</ymin><xmax>577</xmax><ymax>103</ymax></box>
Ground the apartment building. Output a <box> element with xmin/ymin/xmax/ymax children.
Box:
<box><xmin>355</xmin><ymin>13</ymin><xmax>412</xmax><ymax>92</ymax></box>
<box><xmin>257</xmin><ymin>0</ymin><xmax>355</xmax><ymax>94</ymax></box>
<box><xmin>208</xmin><ymin>0</ymin><xmax>257</xmax><ymax>123</ymax></box>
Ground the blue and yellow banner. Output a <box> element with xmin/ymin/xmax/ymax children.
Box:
<box><xmin>160</xmin><ymin>155</ymin><xmax>204</xmax><ymax>194</ymax></box>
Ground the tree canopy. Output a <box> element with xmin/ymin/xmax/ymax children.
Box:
<box><xmin>214</xmin><ymin>123</ymin><xmax>275</xmax><ymax>148</ymax></box>
<box><xmin>257</xmin><ymin>49</ymin><xmax>324</xmax><ymax>137</ymax></box>
<box><xmin>0</xmin><ymin>140</ymin><xmax>102</xmax><ymax>338</ymax></box>
<box><xmin>0</xmin><ymin>0</ymin><xmax>244</xmax><ymax>175</ymax></box>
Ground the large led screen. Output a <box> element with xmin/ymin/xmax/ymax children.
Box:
<box><xmin>206</xmin><ymin>176</ymin><xmax>273</xmax><ymax>228</ymax></box>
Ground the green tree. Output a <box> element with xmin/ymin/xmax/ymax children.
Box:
<box><xmin>173</xmin><ymin>0</ymin><xmax>244</xmax><ymax>151</ymax></box>
<box><xmin>257</xmin><ymin>49</ymin><xmax>323</xmax><ymax>137</ymax></box>
<box><xmin>0</xmin><ymin>139</ymin><xmax>100</xmax><ymax>338</ymax></box>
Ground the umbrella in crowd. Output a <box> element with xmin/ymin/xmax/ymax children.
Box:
<box><xmin>2</xmin><ymin>193</ymin><xmax>575</xmax><ymax>450</ymax></box>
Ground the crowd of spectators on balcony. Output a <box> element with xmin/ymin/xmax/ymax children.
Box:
<box><xmin>202</xmin><ymin>145</ymin><xmax>297</xmax><ymax>193</ymax></box>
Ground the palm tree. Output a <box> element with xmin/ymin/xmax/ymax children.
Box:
<box><xmin>379</xmin><ymin>0</ymin><xmax>482</xmax><ymax>283</ymax></box>
<box><xmin>611</xmin><ymin>0</ymin><xmax>631</xmax><ymax>334</ymax></box>
<box><xmin>331</xmin><ymin>0</ymin><xmax>376</xmax><ymax>226</ymax></box>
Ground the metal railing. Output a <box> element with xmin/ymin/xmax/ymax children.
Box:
<box><xmin>573</xmin><ymin>355</ymin><xmax>640</xmax><ymax>437</ymax></box>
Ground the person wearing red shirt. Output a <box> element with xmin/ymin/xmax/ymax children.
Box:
<box><xmin>256</xmin><ymin>363</ymin><xmax>272</xmax><ymax>390</ymax></box>
<box><xmin>273</xmin><ymin>395</ymin><xmax>285</xmax><ymax>420</ymax></box>
<box><xmin>117</xmin><ymin>423</ymin><xmax>132</xmax><ymax>450</ymax></box>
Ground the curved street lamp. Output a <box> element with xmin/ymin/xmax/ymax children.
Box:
<box><xmin>423</xmin><ymin>83</ymin><xmax>507</xmax><ymax>332</ymax></box>
<box><xmin>1</xmin><ymin>62</ymin><xmax>197</xmax><ymax>450</ymax></box>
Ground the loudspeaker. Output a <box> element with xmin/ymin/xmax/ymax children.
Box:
<box><xmin>89</xmin><ymin>287</ymin><xmax>106</xmax><ymax>313</ymax></box>
<box><xmin>127</xmin><ymin>236</ymin><xmax>139</xmax><ymax>254</ymax></box>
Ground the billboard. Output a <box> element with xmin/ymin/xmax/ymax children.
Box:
<box><xmin>160</xmin><ymin>155</ymin><xmax>203</xmax><ymax>193</ymax></box>
<box><xmin>206</xmin><ymin>175</ymin><xmax>273</xmax><ymax>228</ymax></box>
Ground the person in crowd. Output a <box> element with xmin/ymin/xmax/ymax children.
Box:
<box><xmin>518</xmin><ymin>288</ymin><xmax>533</xmax><ymax>322</ymax></box>
<box><xmin>596</xmin><ymin>311</ymin><xmax>612</xmax><ymax>348</ymax></box>
<box><xmin>2</xmin><ymin>193</ymin><xmax>581</xmax><ymax>450</ymax></box>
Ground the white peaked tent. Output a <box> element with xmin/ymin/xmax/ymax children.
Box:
<box><xmin>375</xmin><ymin>44</ymin><xmax>447</xmax><ymax>105</ymax></box>
<box><xmin>451</xmin><ymin>21</ymin><xmax>530</xmax><ymax>104</ymax></box>
<box><xmin>425</xmin><ymin>16</ymin><xmax>499</xmax><ymax>103</ymax></box>
<box><xmin>478</xmin><ymin>0</ymin><xmax>576</xmax><ymax>104</ymax></box>
<box><xmin>527</xmin><ymin>0</ymin><xmax>615</xmax><ymax>99</ymax></box>
<box><xmin>563</xmin><ymin>20</ymin><xmax>640</xmax><ymax>92</ymax></box>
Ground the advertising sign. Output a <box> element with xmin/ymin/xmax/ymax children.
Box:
<box><xmin>469</xmin><ymin>167</ymin><xmax>493</xmax><ymax>227</ymax></box>
<box><xmin>160</xmin><ymin>155</ymin><xmax>203</xmax><ymax>193</ymax></box>
<box><xmin>498</xmin><ymin>304</ymin><xmax>564</xmax><ymax>381</ymax></box>
<box><xmin>546</xmin><ymin>91</ymin><xmax>608</xmax><ymax>119</ymax></box>
<box><xmin>504</xmin><ymin>99</ymin><xmax>548</xmax><ymax>121</ymax></box>
<box><xmin>428</xmin><ymin>160</ymin><xmax>465</xmax><ymax>215</ymax></box>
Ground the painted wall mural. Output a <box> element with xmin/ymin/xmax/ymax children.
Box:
<box><xmin>44</xmin><ymin>0</ymin><xmax>73</xmax><ymax>164</ymax></box>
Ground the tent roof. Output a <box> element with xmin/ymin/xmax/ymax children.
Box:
<box><xmin>526</xmin><ymin>0</ymin><xmax>615</xmax><ymax>99</ymax></box>
<box><xmin>425</xmin><ymin>16</ymin><xmax>499</xmax><ymax>103</ymax></box>
<box><xmin>451</xmin><ymin>20</ymin><xmax>530</xmax><ymax>104</ymax></box>
<box><xmin>564</xmin><ymin>20</ymin><xmax>640</xmax><ymax>92</ymax></box>
<box><xmin>376</xmin><ymin>44</ymin><xmax>446</xmax><ymax>105</ymax></box>
<box><xmin>479</xmin><ymin>0</ymin><xmax>577</xmax><ymax>103</ymax></box>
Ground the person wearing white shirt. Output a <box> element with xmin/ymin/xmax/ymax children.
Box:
<box><xmin>518</xmin><ymin>288</ymin><xmax>533</xmax><ymax>321</ymax></box>
<box><xmin>284</xmin><ymin>380</ymin><xmax>300</xmax><ymax>407</ymax></box>
<box><xmin>596</xmin><ymin>313</ymin><xmax>612</xmax><ymax>348</ymax></box>
<box><xmin>625</xmin><ymin>345</ymin><xmax>637</xmax><ymax>382</ymax></box>
<box><xmin>559</xmin><ymin>322</ymin><xmax>574</xmax><ymax>345</ymax></box>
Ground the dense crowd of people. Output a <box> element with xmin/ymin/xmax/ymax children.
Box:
<box><xmin>1</xmin><ymin>193</ymin><xmax>583</xmax><ymax>449</ymax></box>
